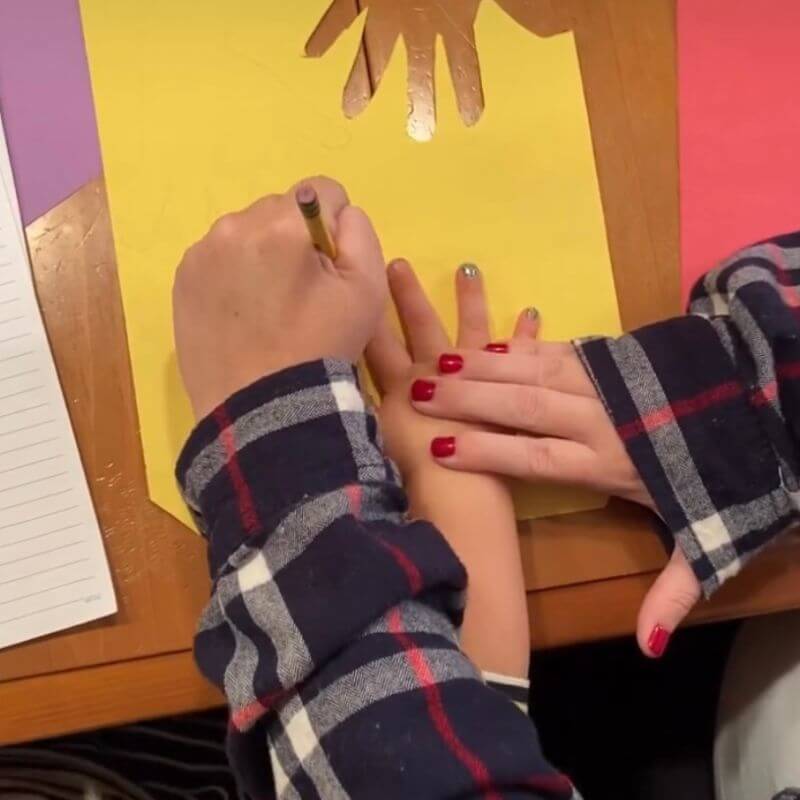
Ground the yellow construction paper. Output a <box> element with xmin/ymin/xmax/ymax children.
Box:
<box><xmin>79</xmin><ymin>0</ymin><xmax>620</xmax><ymax>528</ymax></box>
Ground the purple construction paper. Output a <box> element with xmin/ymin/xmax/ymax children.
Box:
<box><xmin>0</xmin><ymin>0</ymin><xmax>101</xmax><ymax>224</ymax></box>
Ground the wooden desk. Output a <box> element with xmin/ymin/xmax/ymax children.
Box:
<box><xmin>2</xmin><ymin>0</ymin><xmax>800</xmax><ymax>746</ymax></box>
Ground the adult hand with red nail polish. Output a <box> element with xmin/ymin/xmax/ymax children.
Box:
<box><xmin>411</xmin><ymin>332</ymin><xmax>703</xmax><ymax>658</ymax></box>
<box><xmin>412</xmin><ymin>339</ymin><xmax>653</xmax><ymax>505</ymax></box>
<box><xmin>365</xmin><ymin>259</ymin><xmax>537</xmax><ymax>677</ymax></box>
<box><xmin>365</xmin><ymin>260</ymin><xmax>536</xmax><ymax>482</ymax></box>
<box><xmin>173</xmin><ymin>176</ymin><xmax>387</xmax><ymax>420</ymax></box>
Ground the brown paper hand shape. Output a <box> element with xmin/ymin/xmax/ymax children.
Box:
<box><xmin>306</xmin><ymin>0</ymin><xmax>564</xmax><ymax>140</ymax></box>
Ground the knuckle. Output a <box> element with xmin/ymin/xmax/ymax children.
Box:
<box><xmin>511</xmin><ymin>339</ymin><xmax>539</xmax><ymax>355</ymax></box>
<box><xmin>248</xmin><ymin>193</ymin><xmax>282</xmax><ymax>218</ymax></box>
<box><xmin>512</xmin><ymin>385</ymin><xmax>542</xmax><ymax>425</ymax></box>
<box><xmin>524</xmin><ymin>438</ymin><xmax>555</xmax><ymax>478</ymax></box>
<box><xmin>266</xmin><ymin>213</ymin><xmax>306</xmax><ymax>246</ymax></box>
<box><xmin>537</xmin><ymin>356</ymin><xmax>564</xmax><ymax>386</ymax></box>
<box><xmin>525</xmin><ymin>340</ymin><xmax>544</xmax><ymax>357</ymax></box>
<box><xmin>209</xmin><ymin>213</ymin><xmax>240</xmax><ymax>242</ymax></box>
<box><xmin>664</xmin><ymin>588</ymin><xmax>698</xmax><ymax>617</ymax></box>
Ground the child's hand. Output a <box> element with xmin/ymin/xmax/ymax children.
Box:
<box><xmin>366</xmin><ymin>259</ymin><xmax>539</xmax><ymax>487</ymax></box>
<box><xmin>366</xmin><ymin>259</ymin><xmax>536</xmax><ymax>677</ymax></box>
<box><xmin>173</xmin><ymin>177</ymin><xmax>387</xmax><ymax>420</ymax></box>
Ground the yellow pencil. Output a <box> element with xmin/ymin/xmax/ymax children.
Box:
<box><xmin>296</xmin><ymin>185</ymin><xmax>338</xmax><ymax>260</ymax></box>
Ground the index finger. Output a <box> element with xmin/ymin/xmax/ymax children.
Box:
<box><xmin>389</xmin><ymin>258</ymin><xmax>450</xmax><ymax>361</ymax></box>
<box><xmin>365</xmin><ymin>313</ymin><xmax>411</xmax><ymax>394</ymax></box>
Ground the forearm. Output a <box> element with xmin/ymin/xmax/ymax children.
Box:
<box><xmin>178</xmin><ymin>360</ymin><xmax>573</xmax><ymax>799</ymax></box>
<box><xmin>408</xmin><ymin>468</ymin><xmax>530</xmax><ymax>678</ymax></box>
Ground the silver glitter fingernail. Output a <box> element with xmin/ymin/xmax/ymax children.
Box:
<box><xmin>525</xmin><ymin>306</ymin><xmax>539</xmax><ymax>321</ymax></box>
<box><xmin>459</xmin><ymin>263</ymin><xmax>480</xmax><ymax>279</ymax></box>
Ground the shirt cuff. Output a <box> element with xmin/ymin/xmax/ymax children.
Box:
<box><xmin>576</xmin><ymin>316</ymin><xmax>792</xmax><ymax>596</ymax></box>
<box><xmin>175</xmin><ymin>359</ymin><xmax>401</xmax><ymax>574</ymax></box>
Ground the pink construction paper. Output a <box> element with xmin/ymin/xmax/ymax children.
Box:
<box><xmin>0</xmin><ymin>0</ymin><xmax>101</xmax><ymax>224</ymax></box>
<box><xmin>679</xmin><ymin>0</ymin><xmax>800</xmax><ymax>301</ymax></box>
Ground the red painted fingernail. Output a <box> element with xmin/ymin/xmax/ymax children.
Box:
<box><xmin>438</xmin><ymin>354</ymin><xmax>464</xmax><ymax>374</ymax></box>
<box><xmin>411</xmin><ymin>379</ymin><xmax>436</xmax><ymax>402</ymax></box>
<box><xmin>485</xmin><ymin>342</ymin><xmax>509</xmax><ymax>354</ymax></box>
<box><xmin>647</xmin><ymin>624</ymin><xmax>671</xmax><ymax>658</ymax></box>
<box><xmin>431</xmin><ymin>436</ymin><xmax>456</xmax><ymax>458</ymax></box>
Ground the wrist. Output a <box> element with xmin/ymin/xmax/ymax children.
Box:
<box><xmin>405</xmin><ymin>465</ymin><xmax>512</xmax><ymax>522</ymax></box>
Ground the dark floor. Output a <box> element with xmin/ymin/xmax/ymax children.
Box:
<box><xmin>530</xmin><ymin>621</ymin><xmax>739</xmax><ymax>800</ymax></box>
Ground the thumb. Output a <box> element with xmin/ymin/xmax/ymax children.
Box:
<box><xmin>636</xmin><ymin>548</ymin><xmax>702</xmax><ymax>658</ymax></box>
<box><xmin>334</xmin><ymin>206</ymin><xmax>384</xmax><ymax>277</ymax></box>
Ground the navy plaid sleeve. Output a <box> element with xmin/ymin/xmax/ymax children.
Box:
<box><xmin>576</xmin><ymin>232</ymin><xmax>800</xmax><ymax>597</ymax></box>
<box><xmin>176</xmin><ymin>359</ymin><xmax>576</xmax><ymax>800</ymax></box>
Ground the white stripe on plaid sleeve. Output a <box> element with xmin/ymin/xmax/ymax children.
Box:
<box><xmin>215</xmin><ymin>488</ymin><xmax>388</xmax><ymax>725</ymax></box>
<box><xmin>183</xmin><ymin>384</ymin><xmax>340</xmax><ymax>504</ymax></box>
<box><xmin>483</xmin><ymin>671</ymin><xmax>530</xmax><ymax>714</ymax></box>
<box><xmin>673</xmin><ymin>490</ymin><xmax>798</xmax><ymax>591</ymax></box>
<box><xmin>325</xmin><ymin>360</ymin><xmax>386</xmax><ymax>486</ymax></box>
<box><xmin>270</xmin><ymin>693</ymin><xmax>349</xmax><ymax>799</ymax></box>
<box><xmin>182</xmin><ymin>360</ymin><xmax>388</xmax><ymax>506</ymax></box>
<box><xmin>610</xmin><ymin>336</ymin><xmax>799</xmax><ymax>593</ymax></box>
<box><xmin>218</xmin><ymin>541</ymin><xmax>315</xmax><ymax>719</ymax></box>
<box><xmin>330</xmin><ymin>379</ymin><xmax>365</xmax><ymax>413</ymax></box>
<box><xmin>271</xmin><ymin>649</ymin><xmax>477</xmax><ymax>791</ymax></box>
<box><xmin>226</xmin><ymin>490</ymin><xmax>349</xmax><ymax>577</ymax></box>
<box><xmin>284</xmin><ymin>705</ymin><xmax>320</xmax><ymax>764</ymax></box>
<box><xmin>270</xmin><ymin>741</ymin><xmax>304</xmax><ymax>800</ymax></box>
<box><xmin>607</xmin><ymin>336</ymin><xmax>737</xmax><ymax>594</ymax></box>
<box><xmin>237</xmin><ymin>552</ymin><xmax>271</xmax><ymax>592</ymax></box>
<box><xmin>363</xmin><ymin>600</ymin><xmax>458</xmax><ymax>644</ymax></box>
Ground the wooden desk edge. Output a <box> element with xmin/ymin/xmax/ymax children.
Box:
<box><xmin>5</xmin><ymin>539</ymin><xmax>799</xmax><ymax>746</ymax></box>
<box><xmin>0</xmin><ymin>649</ymin><xmax>222</xmax><ymax>746</ymax></box>
<box><xmin>530</xmin><ymin>541</ymin><xmax>800</xmax><ymax>649</ymax></box>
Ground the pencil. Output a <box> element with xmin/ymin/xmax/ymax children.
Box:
<box><xmin>296</xmin><ymin>185</ymin><xmax>338</xmax><ymax>260</ymax></box>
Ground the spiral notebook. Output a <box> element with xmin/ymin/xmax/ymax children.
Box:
<box><xmin>0</xmin><ymin>113</ymin><xmax>115</xmax><ymax>650</ymax></box>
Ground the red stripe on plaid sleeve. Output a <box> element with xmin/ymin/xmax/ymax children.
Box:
<box><xmin>378</xmin><ymin>539</ymin><xmax>423</xmax><ymax>594</ymax></box>
<box><xmin>214</xmin><ymin>406</ymin><xmax>261</xmax><ymax>536</ymax></box>
<box><xmin>525</xmin><ymin>773</ymin><xmax>575</xmax><ymax>794</ymax></box>
<box><xmin>777</xmin><ymin>361</ymin><xmax>800</xmax><ymax>380</ymax></box>
<box><xmin>387</xmin><ymin>607</ymin><xmax>501</xmax><ymax>800</ymax></box>
<box><xmin>751</xmin><ymin>361</ymin><xmax>800</xmax><ymax>406</ymax></box>
<box><xmin>617</xmin><ymin>380</ymin><xmax>743</xmax><ymax>441</ymax></box>
<box><xmin>344</xmin><ymin>484</ymin><xmax>362</xmax><ymax>518</ymax></box>
<box><xmin>751</xmin><ymin>380</ymin><xmax>778</xmax><ymax>407</ymax></box>
<box><xmin>230</xmin><ymin>687</ymin><xmax>290</xmax><ymax>731</ymax></box>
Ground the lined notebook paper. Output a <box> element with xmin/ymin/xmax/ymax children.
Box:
<box><xmin>0</xmin><ymin>114</ymin><xmax>115</xmax><ymax>650</ymax></box>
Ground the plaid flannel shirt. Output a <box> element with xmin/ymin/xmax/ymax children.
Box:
<box><xmin>176</xmin><ymin>360</ymin><xmax>576</xmax><ymax>800</ymax></box>
<box><xmin>578</xmin><ymin>231</ymin><xmax>800</xmax><ymax>596</ymax></box>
